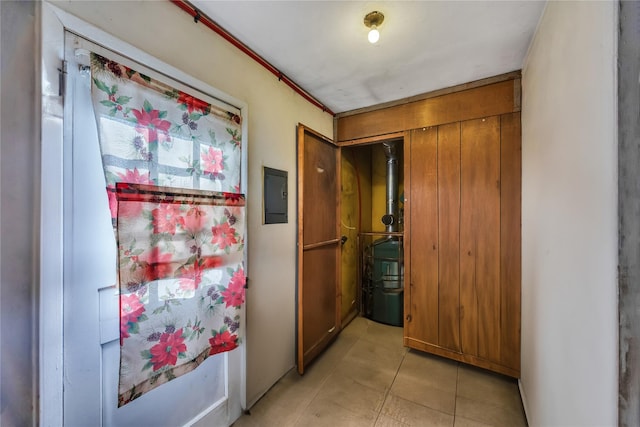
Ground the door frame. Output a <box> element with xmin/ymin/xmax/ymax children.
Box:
<box><xmin>39</xmin><ymin>4</ymin><xmax>249</xmax><ymax>424</ymax></box>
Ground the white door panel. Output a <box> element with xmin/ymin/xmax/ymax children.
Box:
<box><xmin>62</xmin><ymin>32</ymin><xmax>239</xmax><ymax>427</ymax></box>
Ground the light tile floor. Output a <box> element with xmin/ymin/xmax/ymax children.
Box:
<box><xmin>232</xmin><ymin>317</ymin><xmax>527</xmax><ymax>427</ymax></box>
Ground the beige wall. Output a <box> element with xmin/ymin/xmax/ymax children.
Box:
<box><xmin>521</xmin><ymin>1</ymin><xmax>617</xmax><ymax>425</ymax></box>
<box><xmin>51</xmin><ymin>0</ymin><xmax>333</xmax><ymax>406</ymax></box>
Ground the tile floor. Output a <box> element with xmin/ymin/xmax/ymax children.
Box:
<box><xmin>232</xmin><ymin>317</ymin><xmax>527</xmax><ymax>427</ymax></box>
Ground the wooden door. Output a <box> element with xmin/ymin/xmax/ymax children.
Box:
<box><xmin>297</xmin><ymin>125</ymin><xmax>340</xmax><ymax>374</ymax></box>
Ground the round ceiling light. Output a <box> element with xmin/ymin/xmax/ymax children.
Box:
<box><xmin>364</xmin><ymin>11</ymin><xmax>384</xmax><ymax>44</ymax></box>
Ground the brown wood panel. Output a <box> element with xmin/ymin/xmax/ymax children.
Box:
<box><xmin>402</xmin><ymin>131</ymin><xmax>413</xmax><ymax>342</ymax></box>
<box><xmin>407</xmin><ymin>127</ymin><xmax>439</xmax><ymax>345</ymax></box>
<box><xmin>338</xmin><ymin>131</ymin><xmax>405</xmax><ymax>147</ymax></box>
<box><xmin>337</xmin><ymin>80</ymin><xmax>518</xmax><ymax>142</ymax></box>
<box><xmin>500</xmin><ymin>112</ymin><xmax>522</xmax><ymax>372</ymax></box>
<box><xmin>302</xmin><ymin>246</ymin><xmax>339</xmax><ymax>360</ymax></box>
<box><xmin>337</xmin><ymin>72</ymin><xmax>522</xmax><ymax>119</ymax></box>
<box><xmin>404</xmin><ymin>337</ymin><xmax>519</xmax><ymax>378</ymax></box>
<box><xmin>297</xmin><ymin>124</ymin><xmax>340</xmax><ymax>374</ymax></box>
<box><xmin>437</xmin><ymin>122</ymin><xmax>461</xmax><ymax>352</ymax></box>
<box><xmin>302</xmin><ymin>131</ymin><xmax>338</xmax><ymax>245</ymax></box>
<box><xmin>460</xmin><ymin>117</ymin><xmax>501</xmax><ymax>361</ymax></box>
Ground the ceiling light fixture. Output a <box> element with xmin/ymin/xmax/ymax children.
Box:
<box><xmin>364</xmin><ymin>11</ymin><xmax>384</xmax><ymax>44</ymax></box>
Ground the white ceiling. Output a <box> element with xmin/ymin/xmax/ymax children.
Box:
<box><xmin>190</xmin><ymin>1</ymin><xmax>546</xmax><ymax>114</ymax></box>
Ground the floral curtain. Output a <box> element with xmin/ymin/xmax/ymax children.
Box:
<box><xmin>90</xmin><ymin>53</ymin><xmax>242</xmax><ymax>216</ymax></box>
<box><xmin>90</xmin><ymin>53</ymin><xmax>245</xmax><ymax>406</ymax></box>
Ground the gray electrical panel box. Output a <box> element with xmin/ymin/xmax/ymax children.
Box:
<box><xmin>264</xmin><ymin>167</ymin><xmax>288</xmax><ymax>224</ymax></box>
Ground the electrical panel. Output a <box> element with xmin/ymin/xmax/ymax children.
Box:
<box><xmin>264</xmin><ymin>167</ymin><xmax>288</xmax><ymax>224</ymax></box>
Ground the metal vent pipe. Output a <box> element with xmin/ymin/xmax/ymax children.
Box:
<box><xmin>381</xmin><ymin>141</ymin><xmax>399</xmax><ymax>233</ymax></box>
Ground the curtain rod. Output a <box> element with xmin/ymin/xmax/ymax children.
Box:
<box><xmin>170</xmin><ymin>0</ymin><xmax>336</xmax><ymax>117</ymax></box>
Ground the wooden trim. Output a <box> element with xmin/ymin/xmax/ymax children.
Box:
<box><xmin>402</xmin><ymin>131</ymin><xmax>413</xmax><ymax>340</ymax></box>
<box><xmin>336</xmin><ymin>71</ymin><xmax>522</xmax><ymax>119</ymax></box>
<box><xmin>404</xmin><ymin>337</ymin><xmax>520</xmax><ymax>378</ymax></box>
<box><xmin>302</xmin><ymin>329</ymin><xmax>339</xmax><ymax>370</ymax></box>
<box><xmin>499</xmin><ymin>112</ymin><xmax>522</xmax><ymax>373</ymax></box>
<box><xmin>336</xmin><ymin>79</ymin><xmax>521</xmax><ymax>142</ymax></box>
<box><xmin>335</xmin><ymin>145</ymin><xmax>342</xmax><ymax>334</ymax></box>
<box><xmin>338</xmin><ymin>132</ymin><xmax>405</xmax><ymax>148</ymax></box>
<box><xmin>296</xmin><ymin>124</ymin><xmax>306</xmax><ymax>374</ymax></box>
<box><xmin>513</xmin><ymin>78</ymin><xmax>522</xmax><ymax>111</ymax></box>
<box><xmin>299</xmin><ymin>123</ymin><xmax>337</xmax><ymax>146</ymax></box>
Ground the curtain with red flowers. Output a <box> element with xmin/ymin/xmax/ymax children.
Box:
<box><xmin>115</xmin><ymin>184</ymin><xmax>245</xmax><ymax>406</ymax></box>
<box><xmin>90</xmin><ymin>53</ymin><xmax>245</xmax><ymax>406</ymax></box>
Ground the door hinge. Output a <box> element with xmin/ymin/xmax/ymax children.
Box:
<box><xmin>58</xmin><ymin>60</ymin><xmax>68</xmax><ymax>98</ymax></box>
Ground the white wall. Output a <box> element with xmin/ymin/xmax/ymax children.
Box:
<box><xmin>0</xmin><ymin>1</ymin><xmax>38</xmax><ymax>425</ymax></box>
<box><xmin>50</xmin><ymin>0</ymin><xmax>333</xmax><ymax>407</ymax></box>
<box><xmin>521</xmin><ymin>2</ymin><xmax>617</xmax><ymax>426</ymax></box>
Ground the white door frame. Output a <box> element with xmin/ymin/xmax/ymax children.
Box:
<box><xmin>39</xmin><ymin>4</ymin><xmax>248</xmax><ymax>425</ymax></box>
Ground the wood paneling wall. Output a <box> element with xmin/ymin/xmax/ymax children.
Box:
<box><xmin>337</xmin><ymin>74</ymin><xmax>522</xmax><ymax>377</ymax></box>
<box><xmin>336</xmin><ymin>77</ymin><xmax>520</xmax><ymax>143</ymax></box>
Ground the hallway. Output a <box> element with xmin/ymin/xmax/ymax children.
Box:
<box><xmin>232</xmin><ymin>317</ymin><xmax>527</xmax><ymax>426</ymax></box>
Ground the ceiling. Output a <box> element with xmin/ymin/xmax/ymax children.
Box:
<box><xmin>190</xmin><ymin>1</ymin><xmax>546</xmax><ymax>114</ymax></box>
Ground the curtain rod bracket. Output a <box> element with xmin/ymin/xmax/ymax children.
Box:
<box><xmin>194</xmin><ymin>9</ymin><xmax>201</xmax><ymax>24</ymax></box>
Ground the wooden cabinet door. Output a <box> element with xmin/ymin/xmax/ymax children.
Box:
<box><xmin>437</xmin><ymin>123</ymin><xmax>462</xmax><ymax>352</ymax></box>
<box><xmin>296</xmin><ymin>124</ymin><xmax>340</xmax><ymax>374</ymax></box>
<box><xmin>405</xmin><ymin>114</ymin><xmax>521</xmax><ymax>377</ymax></box>
<box><xmin>406</xmin><ymin>124</ymin><xmax>461</xmax><ymax>353</ymax></box>
<box><xmin>460</xmin><ymin>117</ymin><xmax>501</xmax><ymax>362</ymax></box>
<box><xmin>406</xmin><ymin>127</ymin><xmax>439</xmax><ymax>346</ymax></box>
<box><xmin>499</xmin><ymin>112</ymin><xmax>522</xmax><ymax>373</ymax></box>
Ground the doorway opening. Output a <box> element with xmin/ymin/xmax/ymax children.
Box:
<box><xmin>340</xmin><ymin>138</ymin><xmax>405</xmax><ymax>328</ymax></box>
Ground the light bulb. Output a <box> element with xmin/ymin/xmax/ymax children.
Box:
<box><xmin>368</xmin><ymin>25</ymin><xmax>379</xmax><ymax>44</ymax></box>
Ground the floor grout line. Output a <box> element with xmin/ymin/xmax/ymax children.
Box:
<box><xmin>372</xmin><ymin>344</ymin><xmax>408</xmax><ymax>426</ymax></box>
<box><xmin>453</xmin><ymin>361</ymin><xmax>460</xmax><ymax>426</ymax></box>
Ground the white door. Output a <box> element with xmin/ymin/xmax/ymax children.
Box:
<box><xmin>62</xmin><ymin>32</ymin><xmax>244</xmax><ymax>427</ymax></box>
